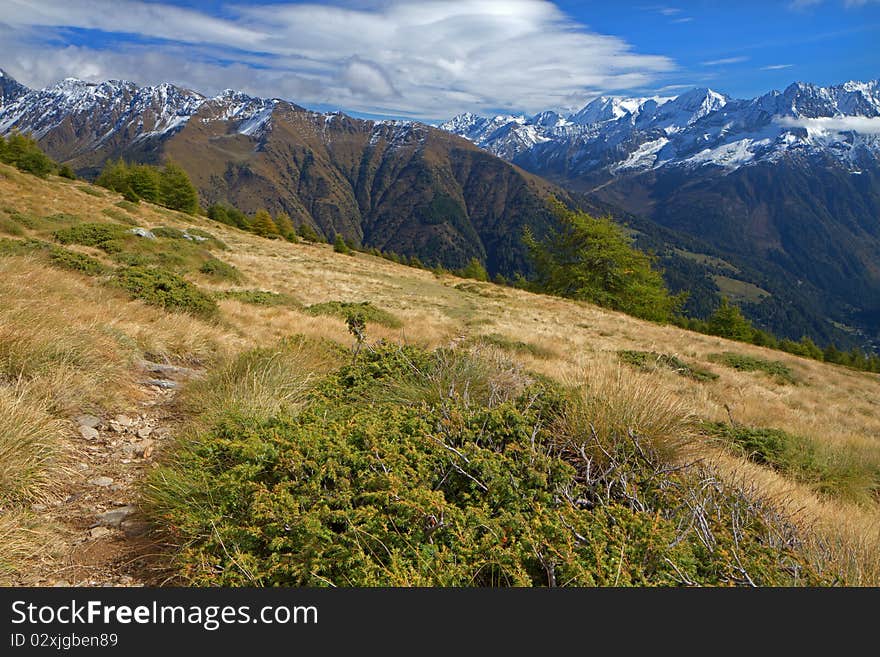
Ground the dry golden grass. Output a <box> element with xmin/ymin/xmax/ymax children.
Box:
<box><xmin>2</xmin><ymin>164</ymin><xmax>879</xmax><ymax>582</ymax></box>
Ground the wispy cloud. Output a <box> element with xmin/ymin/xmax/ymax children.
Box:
<box><xmin>761</xmin><ymin>64</ymin><xmax>794</xmax><ymax>70</ymax></box>
<box><xmin>777</xmin><ymin>116</ymin><xmax>880</xmax><ymax>134</ymax></box>
<box><xmin>702</xmin><ymin>56</ymin><xmax>749</xmax><ymax>66</ymax></box>
<box><xmin>0</xmin><ymin>0</ymin><xmax>676</xmax><ymax>120</ymax></box>
<box><xmin>672</xmin><ymin>17</ymin><xmax>694</xmax><ymax>23</ymax></box>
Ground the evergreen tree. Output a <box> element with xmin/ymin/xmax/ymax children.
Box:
<box><xmin>2</xmin><ymin>132</ymin><xmax>55</xmax><ymax>177</ymax></box>
<box><xmin>250</xmin><ymin>209</ymin><xmax>280</xmax><ymax>238</ymax></box>
<box><xmin>58</xmin><ymin>164</ymin><xmax>76</xmax><ymax>180</ymax></box>
<box><xmin>96</xmin><ymin>159</ymin><xmax>131</xmax><ymax>193</ymax></box>
<box><xmin>706</xmin><ymin>297</ymin><xmax>755</xmax><ymax>342</ymax></box>
<box><xmin>274</xmin><ymin>212</ymin><xmax>297</xmax><ymax>242</ymax></box>
<box><xmin>297</xmin><ymin>222</ymin><xmax>321</xmax><ymax>242</ymax></box>
<box><xmin>333</xmin><ymin>233</ymin><xmax>351</xmax><ymax>254</ymax></box>
<box><xmin>524</xmin><ymin>200</ymin><xmax>680</xmax><ymax>322</ymax></box>
<box><xmin>457</xmin><ymin>257</ymin><xmax>489</xmax><ymax>281</ymax></box>
<box><xmin>159</xmin><ymin>162</ymin><xmax>199</xmax><ymax>214</ymax></box>
<box><xmin>129</xmin><ymin>165</ymin><xmax>162</xmax><ymax>204</ymax></box>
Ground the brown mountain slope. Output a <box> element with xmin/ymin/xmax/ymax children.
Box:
<box><xmin>160</xmin><ymin>102</ymin><xmax>563</xmax><ymax>274</ymax></box>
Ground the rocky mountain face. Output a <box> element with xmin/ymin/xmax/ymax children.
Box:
<box><xmin>0</xmin><ymin>72</ymin><xmax>561</xmax><ymax>275</ymax></box>
<box><xmin>443</xmin><ymin>81</ymin><xmax>880</xmax><ymax>346</ymax></box>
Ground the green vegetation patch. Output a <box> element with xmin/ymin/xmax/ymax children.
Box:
<box><xmin>0</xmin><ymin>238</ymin><xmax>45</xmax><ymax>257</ymax></box>
<box><xmin>76</xmin><ymin>185</ymin><xmax>104</xmax><ymax>198</ymax></box>
<box><xmin>215</xmin><ymin>289</ymin><xmax>301</xmax><ymax>308</ymax></box>
<box><xmin>145</xmin><ymin>343</ymin><xmax>826</xmax><ymax>587</ymax></box>
<box><xmin>706</xmin><ymin>422</ymin><xmax>880</xmax><ymax>505</ymax></box>
<box><xmin>619</xmin><ymin>350</ymin><xmax>718</xmax><ymax>382</ymax></box>
<box><xmin>708</xmin><ymin>352</ymin><xmax>799</xmax><ymax>385</ymax></box>
<box><xmin>306</xmin><ymin>301</ymin><xmax>402</xmax><ymax>328</ymax></box>
<box><xmin>101</xmin><ymin>208</ymin><xmax>138</xmax><ymax>225</ymax></box>
<box><xmin>474</xmin><ymin>333</ymin><xmax>555</xmax><ymax>359</ymax></box>
<box><xmin>0</xmin><ymin>238</ymin><xmax>109</xmax><ymax>277</ymax></box>
<box><xmin>114</xmin><ymin>266</ymin><xmax>218</xmax><ymax>319</ymax></box>
<box><xmin>115</xmin><ymin>200</ymin><xmax>140</xmax><ymax>213</ymax></box>
<box><xmin>47</xmin><ymin>247</ymin><xmax>110</xmax><ymax>277</ymax></box>
<box><xmin>198</xmin><ymin>258</ymin><xmax>243</xmax><ymax>283</ymax></box>
<box><xmin>53</xmin><ymin>222</ymin><xmax>131</xmax><ymax>249</ymax></box>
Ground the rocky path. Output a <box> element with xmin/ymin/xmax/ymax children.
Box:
<box><xmin>18</xmin><ymin>361</ymin><xmax>200</xmax><ymax>587</ymax></box>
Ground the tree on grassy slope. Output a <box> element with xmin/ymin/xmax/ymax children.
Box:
<box><xmin>524</xmin><ymin>200</ymin><xmax>681</xmax><ymax>322</ymax></box>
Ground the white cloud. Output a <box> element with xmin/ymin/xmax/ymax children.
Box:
<box><xmin>761</xmin><ymin>64</ymin><xmax>794</xmax><ymax>70</ymax></box>
<box><xmin>0</xmin><ymin>0</ymin><xmax>676</xmax><ymax>120</ymax></box>
<box><xmin>701</xmin><ymin>56</ymin><xmax>749</xmax><ymax>66</ymax></box>
<box><xmin>777</xmin><ymin>115</ymin><xmax>880</xmax><ymax>134</ymax></box>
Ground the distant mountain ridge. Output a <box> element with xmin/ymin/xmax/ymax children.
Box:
<box><xmin>0</xmin><ymin>70</ymin><xmax>566</xmax><ymax>277</ymax></box>
<box><xmin>441</xmin><ymin>80</ymin><xmax>880</xmax><ymax>182</ymax></box>
<box><xmin>442</xmin><ymin>80</ymin><xmax>880</xmax><ymax>347</ymax></box>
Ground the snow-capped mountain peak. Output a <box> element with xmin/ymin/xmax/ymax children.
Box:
<box><xmin>0</xmin><ymin>74</ymin><xmax>290</xmax><ymax>153</ymax></box>
<box><xmin>440</xmin><ymin>80</ymin><xmax>880</xmax><ymax>177</ymax></box>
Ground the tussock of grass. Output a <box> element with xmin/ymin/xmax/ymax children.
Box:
<box><xmin>557</xmin><ymin>362</ymin><xmax>698</xmax><ymax>463</ymax></box>
<box><xmin>709</xmin><ymin>352</ymin><xmax>799</xmax><ymax>385</ymax></box>
<box><xmin>175</xmin><ymin>335</ymin><xmax>340</xmax><ymax>427</ymax></box>
<box><xmin>618</xmin><ymin>350</ymin><xmax>718</xmax><ymax>382</ymax></box>
<box><xmin>0</xmin><ymin>387</ymin><xmax>66</xmax><ymax>505</ymax></box>
<box><xmin>0</xmin><ymin>510</ymin><xmax>55</xmax><ymax>583</ymax></box>
<box><xmin>306</xmin><ymin>301</ymin><xmax>402</xmax><ymax>328</ymax></box>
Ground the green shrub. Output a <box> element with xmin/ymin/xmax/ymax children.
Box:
<box><xmin>47</xmin><ymin>247</ymin><xmax>109</xmax><ymax>277</ymax></box>
<box><xmin>7</xmin><ymin>211</ymin><xmax>40</xmax><ymax>229</ymax></box>
<box><xmin>58</xmin><ymin>164</ymin><xmax>76</xmax><ymax>180</ymax></box>
<box><xmin>0</xmin><ymin>238</ymin><xmax>45</xmax><ymax>257</ymax></box>
<box><xmin>76</xmin><ymin>185</ymin><xmax>104</xmax><ymax>198</ymax></box>
<box><xmin>296</xmin><ymin>223</ymin><xmax>321</xmax><ymax>242</ymax></box>
<box><xmin>114</xmin><ymin>266</ymin><xmax>218</xmax><ymax>319</ymax></box>
<box><xmin>618</xmin><ymin>350</ymin><xmax>718</xmax><ymax>382</ymax></box>
<box><xmin>53</xmin><ymin>223</ymin><xmax>130</xmax><ymax>249</ymax></box>
<box><xmin>198</xmin><ymin>258</ymin><xmax>243</xmax><ymax>282</ymax></box>
<box><xmin>101</xmin><ymin>208</ymin><xmax>138</xmax><ymax>225</ymax></box>
<box><xmin>146</xmin><ymin>345</ymin><xmax>826</xmax><ymax>587</ymax></box>
<box><xmin>306</xmin><ymin>301</ymin><xmax>402</xmax><ymax>328</ymax></box>
<box><xmin>0</xmin><ymin>217</ymin><xmax>25</xmax><ymax>237</ymax></box>
<box><xmin>215</xmin><ymin>289</ymin><xmax>301</xmax><ymax>308</ymax></box>
<box><xmin>333</xmin><ymin>234</ymin><xmax>352</xmax><ymax>255</ymax></box>
<box><xmin>706</xmin><ymin>423</ymin><xmax>880</xmax><ymax>505</ymax></box>
<box><xmin>708</xmin><ymin>352</ymin><xmax>799</xmax><ymax>385</ymax></box>
<box><xmin>151</xmin><ymin>226</ymin><xmax>186</xmax><ymax>240</ymax></box>
<box><xmin>115</xmin><ymin>200</ymin><xmax>140</xmax><ymax>212</ymax></box>
<box><xmin>474</xmin><ymin>333</ymin><xmax>555</xmax><ymax>359</ymax></box>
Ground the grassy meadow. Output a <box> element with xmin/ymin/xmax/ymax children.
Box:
<box><xmin>1</xmin><ymin>161</ymin><xmax>878</xmax><ymax>585</ymax></box>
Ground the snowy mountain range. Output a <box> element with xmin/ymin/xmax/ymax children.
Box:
<box><xmin>441</xmin><ymin>81</ymin><xmax>880</xmax><ymax>186</ymax></box>
<box><xmin>2</xmin><ymin>69</ymin><xmax>879</xmax><ymax>346</ymax></box>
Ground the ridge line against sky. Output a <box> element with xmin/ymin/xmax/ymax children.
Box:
<box><xmin>0</xmin><ymin>0</ymin><xmax>878</xmax><ymax>122</ymax></box>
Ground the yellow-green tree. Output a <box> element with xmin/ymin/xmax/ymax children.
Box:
<box><xmin>250</xmin><ymin>209</ymin><xmax>280</xmax><ymax>238</ymax></box>
<box><xmin>524</xmin><ymin>200</ymin><xmax>680</xmax><ymax>322</ymax></box>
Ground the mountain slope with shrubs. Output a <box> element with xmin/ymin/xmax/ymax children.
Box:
<box><xmin>0</xmin><ymin>160</ymin><xmax>878</xmax><ymax>586</ymax></box>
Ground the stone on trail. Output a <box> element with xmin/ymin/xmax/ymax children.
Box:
<box><xmin>96</xmin><ymin>506</ymin><xmax>136</xmax><ymax>527</ymax></box>
<box><xmin>79</xmin><ymin>426</ymin><xmax>99</xmax><ymax>441</ymax></box>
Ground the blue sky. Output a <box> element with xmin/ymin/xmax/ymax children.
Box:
<box><xmin>0</xmin><ymin>1</ymin><xmax>877</xmax><ymax>121</ymax></box>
